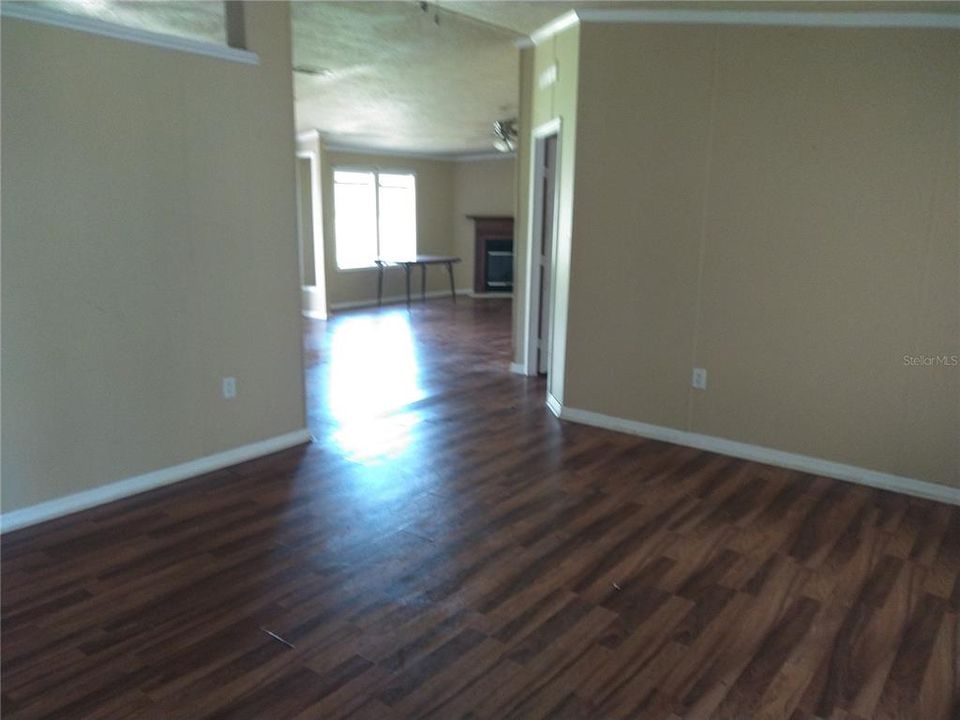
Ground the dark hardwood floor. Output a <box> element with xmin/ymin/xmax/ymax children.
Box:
<box><xmin>2</xmin><ymin>298</ymin><xmax>958</xmax><ymax>719</ymax></box>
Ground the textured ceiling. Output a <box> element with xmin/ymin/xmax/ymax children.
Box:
<box><xmin>292</xmin><ymin>1</ymin><xmax>530</xmax><ymax>155</ymax></box>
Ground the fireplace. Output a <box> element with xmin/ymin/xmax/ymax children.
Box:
<box><xmin>484</xmin><ymin>239</ymin><xmax>514</xmax><ymax>292</ymax></box>
<box><xmin>469</xmin><ymin>216</ymin><xmax>514</xmax><ymax>294</ymax></box>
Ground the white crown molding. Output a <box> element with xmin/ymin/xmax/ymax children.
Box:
<box><xmin>457</xmin><ymin>152</ymin><xmax>516</xmax><ymax>162</ymax></box>
<box><xmin>0</xmin><ymin>429</ymin><xmax>313</xmax><ymax>533</ymax></box>
<box><xmin>296</xmin><ymin>129</ymin><xmax>321</xmax><ymax>144</ymax></box>
<box><xmin>323</xmin><ymin>143</ymin><xmax>462</xmax><ymax>161</ymax></box>
<box><xmin>0</xmin><ymin>2</ymin><xmax>260</xmax><ymax>64</ymax></box>
<box><xmin>530</xmin><ymin>10</ymin><xmax>581</xmax><ymax>45</ymax></box>
<box><xmin>577</xmin><ymin>8</ymin><xmax>960</xmax><ymax>29</ymax></box>
<box><xmin>555</xmin><ymin>403</ymin><xmax>960</xmax><ymax>507</ymax></box>
<box><xmin>524</xmin><ymin>7</ymin><xmax>960</xmax><ymax>45</ymax></box>
<box><xmin>321</xmin><ymin>143</ymin><xmax>513</xmax><ymax>163</ymax></box>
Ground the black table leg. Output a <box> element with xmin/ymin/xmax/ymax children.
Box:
<box><xmin>404</xmin><ymin>265</ymin><xmax>411</xmax><ymax>308</ymax></box>
<box><xmin>446</xmin><ymin>262</ymin><xmax>456</xmax><ymax>303</ymax></box>
<box><xmin>377</xmin><ymin>264</ymin><xmax>384</xmax><ymax>307</ymax></box>
<box><xmin>421</xmin><ymin>264</ymin><xmax>427</xmax><ymax>302</ymax></box>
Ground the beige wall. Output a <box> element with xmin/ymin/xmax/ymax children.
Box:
<box><xmin>563</xmin><ymin>23</ymin><xmax>960</xmax><ymax>488</ymax></box>
<box><xmin>320</xmin><ymin>151</ymin><xmax>457</xmax><ymax>306</ymax></box>
<box><xmin>452</xmin><ymin>157</ymin><xmax>516</xmax><ymax>292</ymax></box>
<box><xmin>1</xmin><ymin>3</ymin><xmax>307</xmax><ymax>512</ymax></box>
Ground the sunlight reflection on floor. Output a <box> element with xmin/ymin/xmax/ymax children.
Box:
<box><xmin>326</xmin><ymin>311</ymin><xmax>426</xmax><ymax>463</ymax></box>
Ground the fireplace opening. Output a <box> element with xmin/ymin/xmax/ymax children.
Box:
<box><xmin>484</xmin><ymin>239</ymin><xmax>514</xmax><ymax>292</ymax></box>
<box><xmin>470</xmin><ymin>216</ymin><xmax>515</xmax><ymax>295</ymax></box>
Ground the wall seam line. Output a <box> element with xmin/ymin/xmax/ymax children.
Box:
<box><xmin>686</xmin><ymin>27</ymin><xmax>723</xmax><ymax>432</ymax></box>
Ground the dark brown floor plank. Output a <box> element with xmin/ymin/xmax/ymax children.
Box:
<box><xmin>2</xmin><ymin>298</ymin><xmax>956</xmax><ymax>719</ymax></box>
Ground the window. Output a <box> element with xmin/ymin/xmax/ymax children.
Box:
<box><xmin>334</xmin><ymin>169</ymin><xmax>416</xmax><ymax>269</ymax></box>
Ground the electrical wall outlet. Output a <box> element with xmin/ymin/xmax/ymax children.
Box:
<box><xmin>222</xmin><ymin>376</ymin><xmax>237</xmax><ymax>400</ymax></box>
<box><xmin>692</xmin><ymin>368</ymin><xmax>707</xmax><ymax>390</ymax></box>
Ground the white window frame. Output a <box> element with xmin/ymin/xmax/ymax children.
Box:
<box><xmin>332</xmin><ymin>166</ymin><xmax>418</xmax><ymax>271</ymax></box>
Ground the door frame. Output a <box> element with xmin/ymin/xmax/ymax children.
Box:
<box><xmin>295</xmin><ymin>142</ymin><xmax>327</xmax><ymax>320</ymax></box>
<box><xmin>522</xmin><ymin>118</ymin><xmax>562</xmax><ymax>377</ymax></box>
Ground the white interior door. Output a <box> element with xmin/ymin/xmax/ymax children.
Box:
<box><xmin>536</xmin><ymin>134</ymin><xmax>558</xmax><ymax>375</ymax></box>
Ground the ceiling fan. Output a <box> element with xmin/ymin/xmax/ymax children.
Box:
<box><xmin>493</xmin><ymin>119</ymin><xmax>518</xmax><ymax>153</ymax></box>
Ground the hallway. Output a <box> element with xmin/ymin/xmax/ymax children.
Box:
<box><xmin>2</xmin><ymin>298</ymin><xmax>957</xmax><ymax>719</ymax></box>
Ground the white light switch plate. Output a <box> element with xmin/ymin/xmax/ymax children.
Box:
<box><xmin>692</xmin><ymin>368</ymin><xmax>707</xmax><ymax>390</ymax></box>
<box><xmin>222</xmin><ymin>376</ymin><xmax>237</xmax><ymax>399</ymax></box>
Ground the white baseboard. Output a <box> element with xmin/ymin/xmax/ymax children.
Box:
<box><xmin>557</xmin><ymin>404</ymin><xmax>960</xmax><ymax>506</ymax></box>
<box><xmin>545</xmin><ymin>392</ymin><xmax>563</xmax><ymax>417</ymax></box>
<box><xmin>329</xmin><ymin>288</ymin><xmax>472</xmax><ymax>311</ymax></box>
<box><xmin>301</xmin><ymin>286</ymin><xmax>327</xmax><ymax>319</ymax></box>
<box><xmin>509</xmin><ymin>362</ymin><xmax>529</xmax><ymax>376</ymax></box>
<box><xmin>0</xmin><ymin>429</ymin><xmax>314</xmax><ymax>533</ymax></box>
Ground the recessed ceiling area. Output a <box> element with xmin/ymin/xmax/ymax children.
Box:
<box><xmin>292</xmin><ymin>1</ymin><xmax>535</xmax><ymax>156</ymax></box>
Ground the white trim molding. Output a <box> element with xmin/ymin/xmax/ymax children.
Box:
<box><xmin>0</xmin><ymin>2</ymin><xmax>260</xmax><ymax>65</ymax></box>
<box><xmin>322</xmin><ymin>143</ymin><xmax>514</xmax><ymax>163</ymax></box>
<box><xmin>555</xmin><ymin>404</ymin><xmax>960</xmax><ymax>507</ymax></box>
<box><xmin>575</xmin><ymin>8</ymin><xmax>960</xmax><ymax>29</ymax></box>
<box><xmin>524</xmin><ymin>7</ymin><xmax>960</xmax><ymax>45</ymax></box>
<box><xmin>522</xmin><ymin>118</ymin><xmax>563</xmax><ymax>379</ymax></box>
<box><xmin>530</xmin><ymin>10</ymin><xmax>580</xmax><ymax>45</ymax></box>
<box><xmin>456</xmin><ymin>152</ymin><xmax>516</xmax><ymax>163</ymax></box>
<box><xmin>545</xmin><ymin>393</ymin><xmax>563</xmax><ymax>418</ymax></box>
<box><xmin>510</xmin><ymin>362</ymin><xmax>536</xmax><ymax>377</ymax></box>
<box><xmin>296</xmin><ymin>129</ymin><xmax>321</xmax><ymax>146</ymax></box>
<box><xmin>325</xmin><ymin>144</ymin><xmax>455</xmax><ymax>161</ymax></box>
<box><xmin>0</xmin><ymin>429</ymin><xmax>313</xmax><ymax>533</ymax></box>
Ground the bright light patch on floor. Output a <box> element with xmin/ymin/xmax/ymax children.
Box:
<box><xmin>333</xmin><ymin>411</ymin><xmax>422</xmax><ymax>464</ymax></box>
<box><xmin>327</xmin><ymin>312</ymin><xmax>426</xmax><ymax>463</ymax></box>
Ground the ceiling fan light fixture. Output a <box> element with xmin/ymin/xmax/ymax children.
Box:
<box><xmin>294</xmin><ymin>64</ymin><xmax>331</xmax><ymax>78</ymax></box>
<box><xmin>493</xmin><ymin>118</ymin><xmax>518</xmax><ymax>153</ymax></box>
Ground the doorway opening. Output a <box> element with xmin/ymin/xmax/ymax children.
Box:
<box><xmin>523</xmin><ymin>120</ymin><xmax>561</xmax><ymax>380</ymax></box>
<box><xmin>295</xmin><ymin>144</ymin><xmax>327</xmax><ymax>320</ymax></box>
